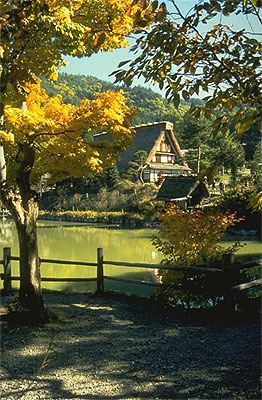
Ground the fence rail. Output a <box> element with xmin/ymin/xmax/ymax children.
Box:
<box><xmin>229</xmin><ymin>279</ymin><xmax>262</xmax><ymax>292</ymax></box>
<box><xmin>1</xmin><ymin>247</ymin><xmax>261</xmax><ymax>308</ymax></box>
<box><xmin>103</xmin><ymin>260</ymin><xmax>222</xmax><ymax>274</ymax></box>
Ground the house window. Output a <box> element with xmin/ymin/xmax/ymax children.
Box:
<box><xmin>152</xmin><ymin>155</ymin><xmax>156</xmax><ymax>162</ymax></box>
<box><xmin>156</xmin><ymin>154</ymin><xmax>161</xmax><ymax>163</ymax></box>
<box><xmin>161</xmin><ymin>155</ymin><xmax>168</xmax><ymax>163</ymax></box>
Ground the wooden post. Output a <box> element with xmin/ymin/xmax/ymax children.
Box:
<box><xmin>3</xmin><ymin>247</ymin><xmax>11</xmax><ymax>293</ymax></box>
<box><xmin>222</xmin><ymin>253</ymin><xmax>236</xmax><ymax>313</ymax></box>
<box><xmin>96</xmin><ymin>247</ymin><xmax>104</xmax><ymax>295</ymax></box>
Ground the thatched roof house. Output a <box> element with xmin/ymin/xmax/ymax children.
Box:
<box><xmin>94</xmin><ymin>121</ymin><xmax>191</xmax><ymax>183</ymax></box>
<box><xmin>155</xmin><ymin>176</ymin><xmax>209</xmax><ymax>209</ymax></box>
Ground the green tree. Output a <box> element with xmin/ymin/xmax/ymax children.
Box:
<box><xmin>180</xmin><ymin>113</ymin><xmax>214</xmax><ymax>173</ymax></box>
<box><xmin>127</xmin><ymin>150</ymin><xmax>148</xmax><ymax>182</ymax></box>
<box><xmin>104</xmin><ymin>165</ymin><xmax>121</xmax><ymax>190</ymax></box>
<box><xmin>113</xmin><ymin>0</ymin><xmax>262</xmax><ymax>136</ymax></box>
<box><xmin>241</xmin><ymin>123</ymin><xmax>261</xmax><ymax>161</ymax></box>
<box><xmin>209</xmin><ymin>135</ymin><xmax>245</xmax><ymax>181</ymax></box>
<box><xmin>250</xmin><ymin>140</ymin><xmax>262</xmax><ymax>186</ymax></box>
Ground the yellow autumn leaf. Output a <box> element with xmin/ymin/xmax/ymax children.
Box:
<box><xmin>3</xmin><ymin>79</ymin><xmax>136</xmax><ymax>185</ymax></box>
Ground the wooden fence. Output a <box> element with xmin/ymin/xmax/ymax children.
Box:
<box><xmin>0</xmin><ymin>247</ymin><xmax>261</xmax><ymax>308</ymax></box>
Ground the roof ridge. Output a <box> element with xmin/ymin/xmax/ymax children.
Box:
<box><xmin>93</xmin><ymin>121</ymin><xmax>174</xmax><ymax>137</ymax></box>
<box><xmin>132</xmin><ymin>121</ymin><xmax>173</xmax><ymax>129</ymax></box>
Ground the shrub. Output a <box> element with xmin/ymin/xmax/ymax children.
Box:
<box><xmin>215</xmin><ymin>185</ymin><xmax>262</xmax><ymax>230</ymax></box>
<box><xmin>152</xmin><ymin>205</ymin><xmax>241</xmax><ymax>309</ymax></box>
<box><xmin>138</xmin><ymin>200</ymin><xmax>158</xmax><ymax>221</ymax></box>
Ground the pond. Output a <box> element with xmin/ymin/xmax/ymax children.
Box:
<box><xmin>0</xmin><ymin>220</ymin><xmax>160</xmax><ymax>296</ymax></box>
<box><xmin>0</xmin><ymin>220</ymin><xmax>261</xmax><ymax>296</ymax></box>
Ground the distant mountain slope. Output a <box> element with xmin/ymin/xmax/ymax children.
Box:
<box><xmin>40</xmin><ymin>73</ymin><xmax>188</xmax><ymax>128</ymax></box>
<box><xmin>40</xmin><ymin>73</ymin><xmax>259</xmax><ymax>173</ymax></box>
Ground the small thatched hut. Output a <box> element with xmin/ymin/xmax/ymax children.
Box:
<box><xmin>154</xmin><ymin>176</ymin><xmax>209</xmax><ymax>209</ymax></box>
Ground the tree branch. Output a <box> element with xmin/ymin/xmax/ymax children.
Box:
<box><xmin>249</xmin><ymin>0</ymin><xmax>262</xmax><ymax>25</ymax></box>
<box><xmin>170</xmin><ymin>0</ymin><xmax>245</xmax><ymax>88</ymax></box>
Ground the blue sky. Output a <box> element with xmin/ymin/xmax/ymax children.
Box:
<box><xmin>60</xmin><ymin>1</ymin><xmax>261</xmax><ymax>97</ymax></box>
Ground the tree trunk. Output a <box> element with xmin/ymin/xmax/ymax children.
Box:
<box><xmin>0</xmin><ymin>96</ymin><xmax>7</xmax><ymax>183</ymax></box>
<box><xmin>197</xmin><ymin>144</ymin><xmax>201</xmax><ymax>174</ymax></box>
<box><xmin>231</xmin><ymin>165</ymin><xmax>237</xmax><ymax>186</ymax></box>
<box><xmin>3</xmin><ymin>191</ymin><xmax>45</xmax><ymax>315</ymax></box>
<box><xmin>1</xmin><ymin>188</ymin><xmax>45</xmax><ymax>317</ymax></box>
<box><xmin>139</xmin><ymin>167</ymin><xmax>144</xmax><ymax>184</ymax></box>
<box><xmin>0</xmin><ymin>84</ymin><xmax>45</xmax><ymax>319</ymax></box>
<box><xmin>0</xmin><ymin>142</ymin><xmax>45</xmax><ymax>316</ymax></box>
<box><xmin>15</xmin><ymin>212</ymin><xmax>44</xmax><ymax>314</ymax></box>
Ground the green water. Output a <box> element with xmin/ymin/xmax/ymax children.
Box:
<box><xmin>0</xmin><ymin>220</ymin><xmax>160</xmax><ymax>296</ymax></box>
<box><xmin>1</xmin><ymin>220</ymin><xmax>261</xmax><ymax>296</ymax></box>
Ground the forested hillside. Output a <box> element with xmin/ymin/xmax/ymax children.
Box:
<box><xmin>41</xmin><ymin>73</ymin><xmax>259</xmax><ymax>175</ymax></box>
<box><xmin>40</xmin><ymin>73</ymin><xmax>188</xmax><ymax>129</ymax></box>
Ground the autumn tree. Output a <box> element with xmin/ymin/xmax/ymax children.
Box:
<box><xmin>2</xmin><ymin>80</ymin><xmax>136</xmax><ymax>316</ymax></box>
<box><xmin>152</xmin><ymin>205</ymin><xmax>240</xmax><ymax>308</ymax></box>
<box><xmin>0</xmin><ymin>0</ymin><xmax>156</xmax><ymax>318</ymax></box>
<box><xmin>41</xmin><ymin>72</ymin><xmax>189</xmax><ymax>128</ymax></box>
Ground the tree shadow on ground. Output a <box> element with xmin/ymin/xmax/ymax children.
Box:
<box><xmin>0</xmin><ymin>291</ymin><xmax>261</xmax><ymax>399</ymax></box>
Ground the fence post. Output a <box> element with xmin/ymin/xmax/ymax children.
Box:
<box><xmin>222</xmin><ymin>253</ymin><xmax>236</xmax><ymax>313</ymax></box>
<box><xmin>3</xmin><ymin>247</ymin><xmax>11</xmax><ymax>294</ymax></box>
<box><xmin>97</xmin><ymin>247</ymin><xmax>104</xmax><ymax>295</ymax></box>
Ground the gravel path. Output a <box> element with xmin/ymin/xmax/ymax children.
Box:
<box><xmin>0</xmin><ymin>291</ymin><xmax>261</xmax><ymax>400</ymax></box>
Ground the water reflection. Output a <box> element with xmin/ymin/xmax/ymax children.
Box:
<box><xmin>222</xmin><ymin>234</ymin><xmax>262</xmax><ymax>262</ymax></box>
<box><xmin>0</xmin><ymin>220</ymin><xmax>160</xmax><ymax>296</ymax></box>
<box><xmin>1</xmin><ymin>220</ymin><xmax>261</xmax><ymax>295</ymax></box>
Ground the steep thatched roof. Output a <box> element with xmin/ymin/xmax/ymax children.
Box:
<box><xmin>94</xmin><ymin>121</ymin><xmax>186</xmax><ymax>172</ymax></box>
<box><xmin>155</xmin><ymin>176</ymin><xmax>209</xmax><ymax>205</ymax></box>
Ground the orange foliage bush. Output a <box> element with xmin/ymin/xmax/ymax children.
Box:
<box><xmin>152</xmin><ymin>205</ymin><xmax>242</xmax><ymax>308</ymax></box>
